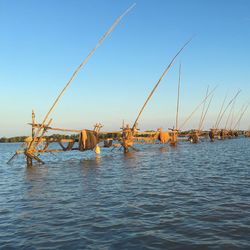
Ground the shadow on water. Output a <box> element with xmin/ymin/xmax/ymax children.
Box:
<box><xmin>25</xmin><ymin>165</ymin><xmax>49</xmax><ymax>182</ymax></box>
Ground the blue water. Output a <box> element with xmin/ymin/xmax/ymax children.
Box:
<box><xmin>0</xmin><ymin>138</ymin><xmax>250</xmax><ymax>249</ymax></box>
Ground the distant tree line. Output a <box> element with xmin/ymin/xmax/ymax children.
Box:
<box><xmin>0</xmin><ymin>136</ymin><xmax>27</xmax><ymax>143</ymax></box>
<box><xmin>0</xmin><ymin>134</ymin><xmax>79</xmax><ymax>143</ymax></box>
<box><xmin>0</xmin><ymin>130</ymin><xmax>245</xmax><ymax>143</ymax></box>
<box><xmin>0</xmin><ymin>131</ymin><xmax>196</xmax><ymax>143</ymax></box>
<box><xmin>0</xmin><ymin>132</ymin><xmax>122</xmax><ymax>143</ymax></box>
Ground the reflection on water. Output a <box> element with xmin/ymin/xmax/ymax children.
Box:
<box><xmin>0</xmin><ymin>139</ymin><xmax>250</xmax><ymax>249</ymax></box>
<box><xmin>81</xmin><ymin>155</ymin><xmax>102</xmax><ymax>167</ymax></box>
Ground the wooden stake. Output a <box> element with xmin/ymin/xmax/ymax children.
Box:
<box><xmin>32</xmin><ymin>110</ymin><xmax>35</xmax><ymax>138</ymax></box>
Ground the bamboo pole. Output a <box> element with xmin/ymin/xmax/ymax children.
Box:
<box><xmin>215</xmin><ymin>90</ymin><xmax>241</xmax><ymax>129</ymax></box>
<box><xmin>199</xmin><ymin>94</ymin><xmax>214</xmax><ymax>131</ymax></box>
<box><xmin>132</xmin><ymin>37</ymin><xmax>193</xmax><ymax>130</ymax></box>
<box><xmin>224</xmin><ymin>98</ymin><xmax>236</xmax><ymax>129</ymax></box>
<box><xmin>233</xmin><ymin>103</ymin><xmax>249</xmax><ymax>130</ymax></box>
<box><xmin>32</xmin><ymin>110</ymin><xmax>35</xmax><ymax>138</ymax></box>
<box><xmin>214</xmin><ymin>93</ymin><xmax>227</xmax><ymax>128</ymax></box>
<box><xmin>229</xmin><ymin>101</ymin><xmax>236</xmax><ymax>130</ymax></box>
<box><xmin>34</xmin><ymin>119</ymin><xmax>53</xmax><ymax>148</ymax></box>
<box><xmin>198</xmin><ymin>85</ymin><xmax>209</xmax><ymax>130</ymax></box>
<box><xmin>29</xmin><ymin>123</ymin><xmax>82</xmax><ymax>133</ymax></box>
<box><xmin>28</xmin><ymin>4</ymin><xmax>135</xmax><ymax>151</ymax></box>
<box><xmin>175</xmin><ymin>64</ymin><xmax>181</xmax><ymax>130</ymax></box>
<box><xmin>179</xmin><ymin>85</ymin><xmax>217</xmax><ymax>130</ymax></box>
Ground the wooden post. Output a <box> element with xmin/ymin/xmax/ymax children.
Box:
<box><xmin>26</xmin><ymin>155</ymin><xmax>33</xmax><ymax>167</ymax></box>
<box><xmin>32</xmin><ymin>110</ymin><xmax>35</xmax><ymax>139</ymax></box>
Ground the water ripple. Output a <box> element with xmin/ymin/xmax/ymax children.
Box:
<box><xmin>0</xmin><ymin>139</ymin><xmax>250</xmax><ymax>249</ymax></box>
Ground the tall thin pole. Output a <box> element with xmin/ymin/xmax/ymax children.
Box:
<box><xmin>28</xmin><ymin>4</ymin><xmax>135</xmax><ymax>150</ymax></box>
<box><xmin>176</xmin><ymin>64</ymin><xmax>181</xmax><ymax>130</ymax></box>
<box><xmin>198</xmin><ymin>85</ymin><xmax>209</xmax><ymax>130</ymax></box>
<box><xmin>199</xmin><ymin>94</ymin><xmax>214</xmax><ymax>131</ymax></box>
<box><xmin>233</xmin><ymin>103</ymin><xmax>249</xmax><ymax>130</ymax></box>
<box><xmin>214</xmin><ymin>93</ymin><xmax>227</xmax><ymax>128</ymax></box>
<box><xmin>225</xmin><ymin>98</ymin><xmax>236</xmax><ymax>129</ymax></box>
<box><xmin>32</xmin><ymin>110</ymin><xmax>35</xmax><ymax>139</ymax></box>
<box><xmin>215</xmin><ymin>90</ymin><xmax>241</xmax><ymax>129</ymax></box>
<box><xmin>179</xmin><ymin>85</ymin><xmax>217</xmax><ymax>130</ymax></box>
<box><xmin>132</xmin><ymin>37</ymin><xmax>193</xmax><ymax>130</ymax></box>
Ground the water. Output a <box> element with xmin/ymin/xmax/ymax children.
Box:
<box><xmin>0</xmin><ymin>139</ymin><xmax>250</xmax><ymax>249</ymax></box>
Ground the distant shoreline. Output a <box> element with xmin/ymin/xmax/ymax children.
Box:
<box><xmin>0</xmin><ymin>130</ymin><xmax>246</xmax><ymax>143</ymax></box>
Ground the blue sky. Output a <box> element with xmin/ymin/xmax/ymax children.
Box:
<box><xmin>0</xmin><ymin>0</ymin><xmax>250</xmax><ymax>136</ymax></box>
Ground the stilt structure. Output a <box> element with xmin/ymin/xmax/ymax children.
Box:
<box><xmin>120</xmin><ymin>38</ymin><xmax>192</xmax><ymax>152</ymax></box>
<box><xmin>168</xmin><ymin>63</ymin><xmax>182</xmax><ymax>146</ymax></box>
<box><xmin>7</xmin><ymin>5</ymin><xmax>135</xmax><ymax>166</ymax></box>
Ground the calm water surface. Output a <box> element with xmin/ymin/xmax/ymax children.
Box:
<box><xmin>0</xmin><ymin>138</ymin><xmax>250</xmax><ymax>249</ymax></box>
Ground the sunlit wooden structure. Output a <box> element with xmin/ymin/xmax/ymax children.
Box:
<box><xmin>7</xmin><ymin>5</ymin><xmax>135</xmax><ymax>166</ymax></box>
<box><xmin>119</xmin><ymin>38</ymin><xmax>193</xmax><ymax>153</ymax></box>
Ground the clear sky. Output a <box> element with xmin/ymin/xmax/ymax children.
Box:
<box><xmin>0</xmin><ymin>0</ymin><xmax>250</xmax><ymax>136</ymax></box>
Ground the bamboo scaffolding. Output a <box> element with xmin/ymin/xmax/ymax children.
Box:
<box><xmin>29</xmin><ymin>123</ymin><xmax>82</xmax><ymax>133</ymax></box>
<box><xmin>7</xmin><ymin>5</ymin><xmax>135</xmax><ymax>166</ymax></box>
<box><xmin>28</xmin><ymin>4</ymin><xmax>135</xmax><ymax>152</ymax></box>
